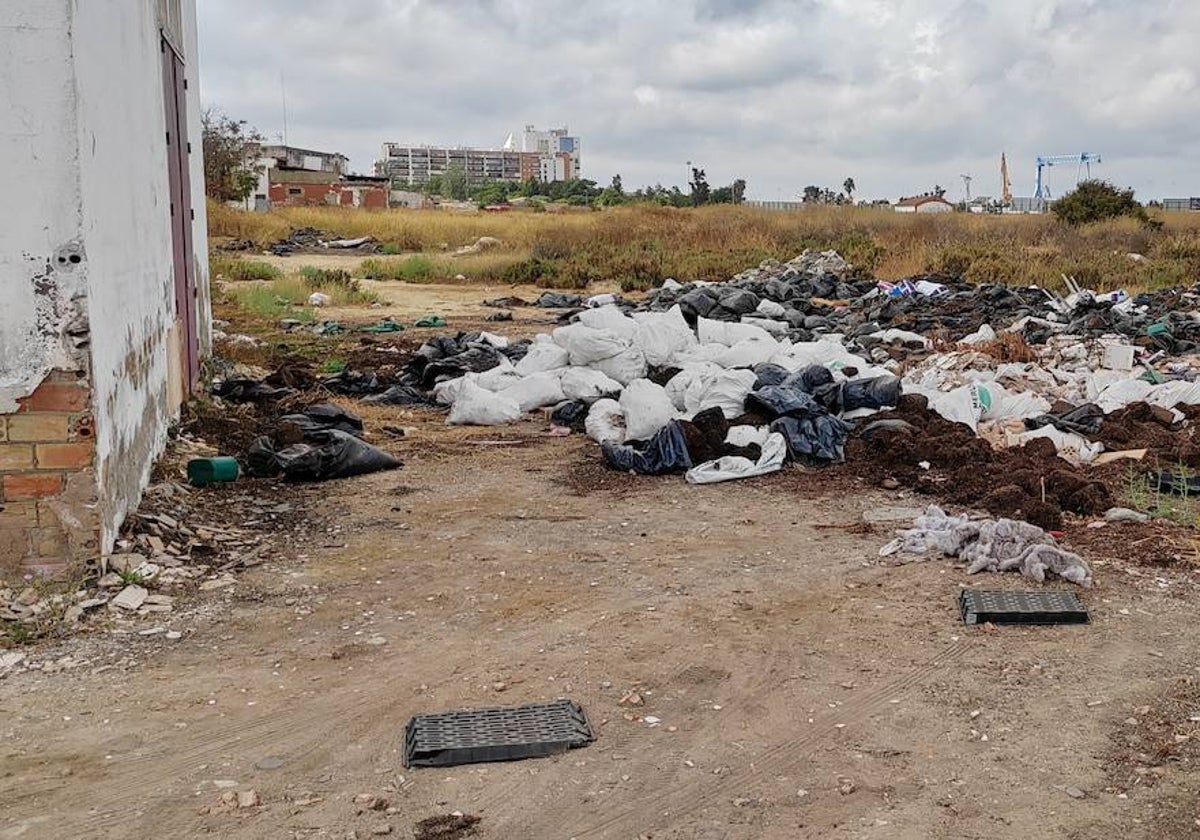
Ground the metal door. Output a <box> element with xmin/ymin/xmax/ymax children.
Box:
<box><xmin>161</xmin><ymin>36</ymin><xmax>199</xmax><ymax>390</ymax></box>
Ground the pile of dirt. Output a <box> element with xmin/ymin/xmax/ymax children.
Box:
<box><xmin>1097</xmin><ymin>402</ymin><xmax>1200</xmax><ymax>468</ymax></box>
<box><xmin>845</xmin><ymin>394</ymin><xmax>1112</xmax><ymax>530</ymax></box>
<box><xmin>414</xmin><ymin>813</ymin><xmax>481</xmax><ymax>840</ymax></box>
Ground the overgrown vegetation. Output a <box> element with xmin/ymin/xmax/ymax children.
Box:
<box><xmin>1053</xmin><ymin>180</ymin><xmax>1152</xmax><ymax>227</ymax></box>
<box><xmin>210</xmin><ymin>256</ymin><xmax>284</xmax><ymax>282</ymax></box>
<box><xmin>201</xmin><ymin>108</ymin><xmax>264</xmax><ymax>204</ymax></box>
<box><xmin>209</xmin><ymin>203</ymin><xmax>1200</xmax><ymax>293</ymax></box>
<box><xmin>1125</xmin><ymin>464</ymin><xmax>1200</xmax><ymax>529</ymax></box>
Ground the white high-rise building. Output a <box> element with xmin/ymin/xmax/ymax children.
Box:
<box><xmin>520</xmin><ymin>125</ymin><xmax>581</xmax><ymax>180</ymax></box>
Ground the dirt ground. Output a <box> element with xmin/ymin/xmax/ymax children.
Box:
<box><xmin>4</xmin><ymin>296</ymin><xmax>1200</xmax><ymax>840</ymax></box>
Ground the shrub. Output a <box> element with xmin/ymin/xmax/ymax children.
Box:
<box><xmin>360</xmin><ymin>255</ymin><xmax>435</xmax><ymax>281</ymax></box>
<box><xmin>1052</xmin><ymin>180</ymin><xmax>1148</xmax><ymax>226</ymax></box>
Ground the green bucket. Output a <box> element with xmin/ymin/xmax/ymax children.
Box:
<box><xmin>187</xmin><ymin>456</ymin><xmax>240</xmax><ymax>486</ymax></box>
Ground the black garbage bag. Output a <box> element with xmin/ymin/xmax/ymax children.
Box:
<box><xmin>713</xmin><ymin>288</ymin><xmax>759</xmax><ymax>316</ymax></box>
<box><xmin>752</xmin><ymin>363</ymin><xmax>790</xmax><ymax>390</ymax></box>
<box><xmin>321</xmin><ymin>369</ymin><xmax>382</xmax><ymax>396</ymax></box>
<box><xmin>362</xmin><ymin>385</ymin><xmax>433</xmax><ymax>407</ymax></box>
<box><xmin>550</xmin><ymin>400</ymin><xmax>589</xmax><ymax>431</ymax></box>
<box><xmin>770</xmin><ymin>415</ymin><xmax>851</xmax><ymax>463</ymax></box>
<box><xmin>602</xmin><ymin>421</ymin><xmax>692</xmax><ymax>475</ymax></box>
<box><xmin>1025</xmin><ymin>403</ymin><xmax>1104</xmax><ymax>436</ymax></box>
<box><xmin>248</xmin><ymin>430</ymin><xmax>401</xmax><ymax>481</ymax></box>
<box><xmin>277</xmin><ymin>404</ymin><xmax>364</xmax><ymax>437</ymax></box>
<box><xmin>536</xmin><ymin>292</ymin><xmax>584</xmax><ymax>309</ymax></box>
<box><xmin>841</xmin><ymin>376</ymin><xmax>902</xmax><ymax>412</ymax></box>
<box><xmin>420</xmin><ymin>346</ymin><xmax>505</xmax><ymax>388</ymax></box>
<box><xmin>745</xmin><ymin>382</ymin><xmax>823</xmax><ymax>418</ymax></box>
<box><xmin>677</xmin><ymin>289</ymin><xmax>716</xmax><ymax>320</ymax></box>
<box><xmin>213</xmin><ymin>379</ymin><xmax>295</xmax><ymax>402</ymax></box>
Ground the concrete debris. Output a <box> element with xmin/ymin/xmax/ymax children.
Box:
<box><xmin>110</xmin><ymin>585</ymin><xmax>149</xmax><ymax>611</ymax></box>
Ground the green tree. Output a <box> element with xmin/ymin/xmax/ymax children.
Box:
<box><xmin>1052</xmin><ymin>180</ymin><xmax>1149</xmax><ymax>226</ymax></box>
<box><xmin>443</xmin><ymin>165</ymin><xmax>468</xmax><ymax>200</ymax></box>
<box><xmin>802</xmin><ymin>185</ymin><xmax>822</xmax><ymax>204</ymax></box>
<box><xmin>689</xmin><ymin>167</ymin><xmax>710</xmax><ymax>206</ymax></box>
<box><xmin>843</xmin><ymin>177</ymin><xmax>856</xmax><ymax>202</ymax></box>
<box><xmin>201</xmin><ymin>108</ymin><xmax>263</xmax><ymax>203</ymax></box>
<box><xmin>732</xmin><ymin>178</ymin><xmax>746</xmax><ymax>204</ymax></box>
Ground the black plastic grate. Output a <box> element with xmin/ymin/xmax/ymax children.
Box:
<box><xmin>959</xmin><ymin>589</ymin><xmax>1089</xmax><ymax>625</ymax></box>
<box><xmin>404</xmin><ymin>699</ymin><xmax>594</xmax><ymax>768</ymax></box>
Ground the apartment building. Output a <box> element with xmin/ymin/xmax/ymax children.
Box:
<box><xmin>374</xmin><ymin>126</ymin><xmax>582</xmax><ymax>187</ymax></box>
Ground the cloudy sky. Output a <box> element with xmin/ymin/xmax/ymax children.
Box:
<box><xmin>197</xmin><ymin>0</ymin><xmax>1199</xmax><ymax>201</ymax></box>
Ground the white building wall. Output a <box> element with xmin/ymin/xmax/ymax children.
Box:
<box><xmin>70</xmin><ymin>0</ymin><xmax>210</xmax><ymax>547</ymax></box>
<box><xmin>0</xmin><ymin>1</ymin><xmax>91</xmax><ymax>412</ymax></box>
<box><xmin>0</xmin><ymin>0</ymin><xmax>210</xmax><ymax>557</ymax></box>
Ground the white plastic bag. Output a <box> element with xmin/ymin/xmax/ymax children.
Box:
<box><xmin>308</xmin><ymin>292</ymin><xmax>331</xmax><ymax>307</ymax></box>
<box><xmin>685</xmin><ymin>432</ymin><xmax>787</xmax><ymax>484</ymax></box>
<box><xmin>478</xmin><ymin>331</ymin><xmax>509</xmax><ymax>349</ymax></box>
<box><xmin>663</xmin><ymin>363</ymin><xmax>721</xmax><ymax>411</ymax></box>
<box><xmin>447</xmin><ymin>379</ymin><xmax>522</xmax><ymax>425</ymax></box>
<box><xmin>585</xmin><ymin>398</ymin><xmax>625</xmax><ymax>443</ymax></box>
<box><xmin>514</xmin><ymin>342</ymin><xmax>570</xmax><ymax>375</ymax></box>
<box><xmin>959</xmin><ymin>324</ymin><xmax>996</xmax><ymax>345</ymax></box>
<box><xmin>560</xmin><ymin>367</ymin><xmax>621</xmax><ymax>401</ymax></box>
<box><xmin>619</xmin><ymin>379</ymin><xmax>676</xmax><ymax>441</ymax></box>
<box><xmin>498</xmin><ymin>371</ymin><xmax>566</xmax><ymax>412</ymax></box>
<box><xmin>1015</xmin><ymin>427</ymin><xmax>1103</xmax><ymax>465</ymax></box>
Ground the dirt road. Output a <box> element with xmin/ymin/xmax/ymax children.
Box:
<box><xmin>3</xmin><ymin>416</ymin><xmax>1199</xmax><ymax>839</ymax></box>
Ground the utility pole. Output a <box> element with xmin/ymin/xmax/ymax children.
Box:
<box><xmin>960</xmin><ymin>173</ymin><xmax>972</xmax><ymax>202</ymax></box>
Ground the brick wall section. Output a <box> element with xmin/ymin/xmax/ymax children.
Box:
<box><xmin>0</xmin><ymin>370</ymin><xmax>100</xmax><ymax>579</ymax></box>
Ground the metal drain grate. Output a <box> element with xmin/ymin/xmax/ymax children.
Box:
<box><xmin>959</xmin><ymin>589</ymin><xmax>1089</xmax><ymax>625</ymax></box>
<box><xmin>404</xmin><ymin>699</ymin><xmax>594</xmax><ymax>768</ymax></box>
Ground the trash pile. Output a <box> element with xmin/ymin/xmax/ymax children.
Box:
<box><xmin>880</xmin><ymin>505</ymin><xmax>1092</xmax><ymax>587</ymax></box>
<box><xmin>270</xmin><ymin>227</ymin><xmax>377</xmax><ymax>256</ymax></box>
<box><xmin>245</xmin><ymin>404</ymin><xmax>401</xmax><ymax>481</ymax></box>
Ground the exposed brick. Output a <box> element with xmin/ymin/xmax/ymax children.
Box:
<box><xmin>3</xmin><ymin>473</ymin><xmax>64</xmax><ymax>499</ymax></box>
<box><xmin>32</xmin><ymin>526</ymin><xmax>67</xmax><ymax>557</ymax></box>
<box><xmin>19</xmin><ymin>380</ymin><xmax>90</xmax><ymax>413</ymax></box>
<box><xmin>0</xmin><ymin>527</ymin><xmax>30</xmax><ymax>560</ymax></box>
<box><xmin>7</xmin><ymin>414</ymin><xmax>70</xmax><ymax>442</ymax></box>
<box><xmin>35</xmin><ymin>443</ymin><xmax>93</xmax><ymax>470</ymax></box>
<box><xmin>0</xmin><ymin>501</ymin><xmax>38</xmax><ymax>527</ymax></box>
<box><xmin>0</xmin><ymin>419</ymin><xmax>6</xmax><ymax>442</ymax></box>
<box><xmin>0</xmin><ymin>444</ymin><xmax>34</xmax><ymax>470</ymax></box>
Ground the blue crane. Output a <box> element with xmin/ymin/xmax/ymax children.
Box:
<box><xmin>1034</xmin><ymin>153</ymin><xmax>1102</xmax><ymax>199</ymax></box>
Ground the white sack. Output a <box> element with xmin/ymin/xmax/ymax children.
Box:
<box><xmin>560</xmin><ymin>326</ymin><xmax>629</xmax><ymax>365</ymax></box>
<box><xmin>619</xmin><ymin>379</ymin><xmax>676</xmax><ymax>441</ymax></box>
<box><xmin>498</xmin><ymin>371</ymin><xmax>566</xmax><ymax>412</ymax></box>
<box><xmin>560</xmin><ymin>367</ymin><xmax>621</xmax><ymax>401</ymax></box>
<box><xmin>683</xmin><ymin>368</ymin><xmax>758</xmax><ymax>418</ymax></box>
<box><xmin>959</xmin><ymin>324</ymin><xmax>996</xmax><ymax>345</ymax></box>
<box><xmin>755</xmin><ymin>299</ymin><xmax>786</xmax><ymax>318</ymax></box>
<box><xmin>631</xmin><ymin>306</ymin><xmax>696</xmax><ymax>367</ymax></box>
<box><xmin>447</xmin><ymin>380</ymin><xmax>522</xmax><ymax>425</ymax></box>
<box><xmin>578</xmin><ymin>304</ymin><xmax>639</xmax><ymax>340</ymax></box>
<box><xmin>594</xmin><ymin>345</ymin><xmax>647</xmax><ymax>385</ymax></box>
<box><xmin>433</xmin><ymin>375</ymin><xmax>467</xmax><ymax>406</ymax></box>
<box><xmin>1015</xmin><ymin>427</ymin><xmax>1103</xmax><ymax>465</ymax></box>
<box><xmin>478</xmin><ymin>331</ymin><xmax>509</xmax><ymax>349</ymax></box>
<box><xmin>514</xmin><ymin>342</ymin><xmax>570</xmax><ymax>375</ymax></box>
<box><xmin>697</xmin><ymin>318</ymin><xmax>773</xmax><ymax>346</ymax></box>
<box><xmin>715</xmin><ymin>337</ymin><xmax>780</xmax><ymax>369</ymax></box>
<box><xmin>740</xmin><ymin>316</ymin><xmax>790</xmax><ymax>337</ymax></box>
<box><xmin>663</xmin><ymin>364</ymin><xmax>721</xmax><ymax>411</ymax></box>
<box><xmin>585</xmin><ymin>398</ymin><xmax>625</xmax><ymax>444</ymax></box>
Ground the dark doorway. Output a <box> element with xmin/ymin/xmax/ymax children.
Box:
<box><xmin>161</xmin><ymin>36</ymin><xmax>199</xmax><ymax>390</ymax></box>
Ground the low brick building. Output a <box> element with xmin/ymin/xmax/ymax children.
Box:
<box><xmin>1</xmin><ymin>0</ymin><xmax>210</xmax><ymax>579</ymax></box>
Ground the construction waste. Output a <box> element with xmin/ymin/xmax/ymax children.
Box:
<box><xmin>212</xmin><ymin>248</ymin><xmax>1200</xmax><ymax>513</ymax></box>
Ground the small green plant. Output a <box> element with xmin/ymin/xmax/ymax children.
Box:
<box><xmin>211</xmin><ymin>255</ymin><xmax>284</xmax><ymax>282</ymax></box>
<box><xmin>1123</xmin><ymin>462</ymin><xmax>1200</xmax><ymax>529</ymax></box>
<box><xmin>3</xmin><ymin>622</ymin><xmax>38</xmax><ymax>646</ymax></box>
<box><xmin>360</xmin><ymin>255</ymin><xmax>436</xmax><ymax>282</ymax></box>
<box><xmin>379</xmin><ymin>243</ymin><xmax>404</xmax><ymax>255</ymax></box>
<box><xmin>321</xmin><ymin>357</ymin><xmax>347</xmax><ymax>374</ymax></box>
<box><xmin>117</xmin><ymin>569</ymin><xmax>146</xmax><ymax>586</ymax></box>
<box><xmin>298</xmin><ymin>265</ymin><xmax>355</xmax><ymax>289</ymax></box>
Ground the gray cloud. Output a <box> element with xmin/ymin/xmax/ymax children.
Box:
<box><xmin>197</xmin><ymin>0</ymin><xmax>1200</xmax><ymax>200</ymax></box>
